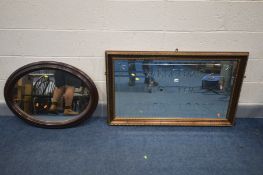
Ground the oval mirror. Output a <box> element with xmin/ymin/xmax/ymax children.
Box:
<box><xmin>4</xmin><ymin>61</ymin><xmax>98</xmax><ymax>128</ymax></box>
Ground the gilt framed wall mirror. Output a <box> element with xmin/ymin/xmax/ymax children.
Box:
<box><xmin>4</xmin><ymin>61</ymin><xmax>98</xmax><ymax>128</ymax></box>
<box><xmin>106</xmin><ymin>51</ymin><xmax>248</xmax><ymax>126</ymax></box>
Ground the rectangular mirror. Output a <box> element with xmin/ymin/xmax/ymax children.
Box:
<box><xmin>106</xmin><ymin>51</ymin><xmax>248</xmax><ymax>126</ymax></box>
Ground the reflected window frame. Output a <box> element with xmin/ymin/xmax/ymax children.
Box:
<box><xmin>106</xmin><ymin>51</ymin><xmax>249</xmax><ymax>126</ymax></box>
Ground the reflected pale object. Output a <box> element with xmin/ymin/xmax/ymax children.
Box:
<box><xmin>12</xmin><ymin>69</ymin><xmax>90</xmax><ymax>122</ymax></box>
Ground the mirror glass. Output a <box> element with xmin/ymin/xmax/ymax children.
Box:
<box><xmin>12</xmin><ymin>69</ymin><xmax>90</xmax><ymax>122</ymax></box>
<box><xmin>114</xmin><ymin>59</ymin><xmax>238</xmax><ymax>118</ymax></box>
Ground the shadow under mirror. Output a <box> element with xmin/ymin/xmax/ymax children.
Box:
<box><xmin>12</xmin><ymin>69</ymin><xmax>90</xmax><ymax>122</ymax></box>
<box><xmin>114</xmin><ymin>59</ymin><xmax>237</xmax><ymax>119</ymax></box>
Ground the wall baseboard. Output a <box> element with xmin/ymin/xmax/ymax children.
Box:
<box><xmin>0</xmin><ymin>102</ymin><xmax>262</xmax><ymax>118</ymax></box>
<box><xmin>235</xmin><ymin>105</ymin><xmax>263</xmax><ymax>118</ymax></box>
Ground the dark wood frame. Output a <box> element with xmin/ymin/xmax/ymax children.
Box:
<box><xmin>4</xmin><ymin>61</ymin><xmax>99</xmax><ymax>128</ymax></box>
<box><xmin>106</xmin><ymin>51</ymin><xmax>249</xmax><ymax>126</ymax></box>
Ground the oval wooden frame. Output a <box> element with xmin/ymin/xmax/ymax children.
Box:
<box><xmin>106</xmin><ymin>51</ymin><xmax>249</xmax><ymax>126</ymax></box>
<box><xmin>4</xmin><ymin>61</ymin><xmax>99</xmax><ymax>128</ymax></box>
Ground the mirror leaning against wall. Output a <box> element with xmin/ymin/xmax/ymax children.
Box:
<box><xmin>4</xmin><ymin>62</ymin><xmax>98</xmax><ymax>128</ymax></box>
<box><xmin>106</xmin><ymin>51</ymin><xmax>248</xmax><ymax>126</ymax></box>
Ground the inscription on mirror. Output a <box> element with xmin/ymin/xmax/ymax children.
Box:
<box><xmin>12</xmin><ymin>69</ymin><xmax>90</xmax><ymax>122</ymax></box>
<box><xmin>114</xmin><ymin>59</ymin><xmax>237</xmax><ymax>118</ymax></box>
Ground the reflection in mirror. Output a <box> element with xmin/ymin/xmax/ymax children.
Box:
<box><xmin>12</xmin><ymin>69</ymin><xmax>90</xmax><ymax>122</ymax></box>
<box><xmin>114</xmin><ymin>59</ymin><xmax>237</xmax><ymax>118</ymax></box>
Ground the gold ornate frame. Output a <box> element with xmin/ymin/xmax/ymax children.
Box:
<box><xmin>106</xmin><ymin>51</ymin><xmax>248</xmax><ymax>126</ymax></box>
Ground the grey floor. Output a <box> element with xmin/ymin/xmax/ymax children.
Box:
<box><xmin>0</xmin><ymin>116</ymin><xmax>263</xmax><ymax>175</ymax></box>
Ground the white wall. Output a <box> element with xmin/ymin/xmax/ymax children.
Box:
<box><xmin>0</xmin><ymin>0</ymin><xmax>263</xmax><ymax>107</ymax></box>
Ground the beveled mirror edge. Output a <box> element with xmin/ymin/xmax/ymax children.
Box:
<box><xmin>105</xmin><ymin>51</ymin><xmax>249</xmax><ymax>126</ymax></box>
<box><xmin>4</xmin><ymin>61</ymin><xmax>99</xmax><ymax>128</ymax></box>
